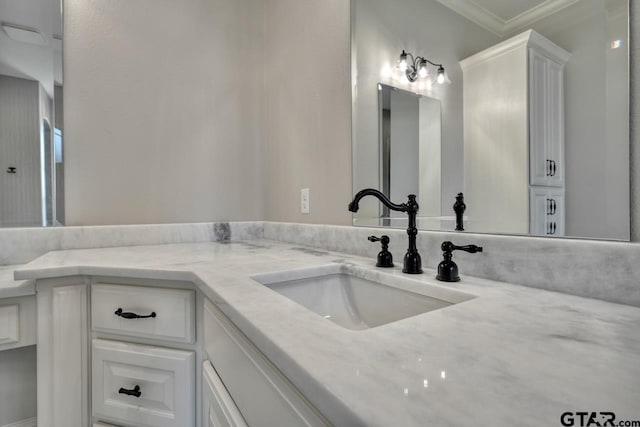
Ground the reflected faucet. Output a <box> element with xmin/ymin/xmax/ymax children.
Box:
<box><xmin>348</xmin><ymin>189</ymin><xmax>422</xmax><ymax>274</ymax></box>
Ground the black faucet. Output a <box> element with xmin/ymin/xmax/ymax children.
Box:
<box><xmin>349</xmin><ymin>189</ymin><xmax>422</xmax><ymax>274</ymax></box>
<box><xmin>453</xmin><ymin>192</ymin><xmax>466</xmax><ymax>231</ymax></box>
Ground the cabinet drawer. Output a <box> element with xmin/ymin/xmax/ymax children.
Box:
<box><xmin>0</xmin><ymin>295</ymin><xmax>36</xmax><ymax>351</ymax></box>
<box><xmin>204</xmin><ymin>298</ymin><xmax>328</xmax><ymax>427</ymax></box>
<box><xmin>203</xmin><ymin>361</ymin><xmax>247</xmax><ymax>427</ymax></box>
<box><xmin>92</xmin><ymin>339</ymin><xmax>195</xmax><ymax>427</ymax></box>
<box><xmin>92</xmin><ymin>284</ymin><xmax>195</xmax><ymax>343</ymax></box>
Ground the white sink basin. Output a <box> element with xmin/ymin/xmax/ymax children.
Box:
<box><xmin>252</xmin><ymin>264</ymin><xmax>475</xmax><ymax>330</ymax></box>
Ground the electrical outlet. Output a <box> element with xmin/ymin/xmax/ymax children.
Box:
<box><xmin>301</xmin><ymin>188</ymin><xmax>310</xmax><ymax>214</ymax></box>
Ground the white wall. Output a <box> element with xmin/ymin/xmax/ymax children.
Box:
<box><xmin>389</xmin><ymin>90</ymin><xmax>419</xmax><ymax>211</ymax></box>
<box><xmin>419</xmin><ymin>96</ymin><xmax>442</xmax><ymax>218</ymax></box>
<box><xmin>263</xmin><ymin>0</ymin><xmax>352</xmax><ymax>225</ymax></box>
<box><xmin>63</xmin><ymin>0</ymin><xmax>265</xmax><ymax>225</ymax></box>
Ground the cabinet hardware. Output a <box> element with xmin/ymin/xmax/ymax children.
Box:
<box><xmin>118</xmin><ymin>385</ymin><xmax>142</xmax><ymax>398</ymax></box>
<box><xmin>547</xmin><ymin>222</ymin><xmax>557</xmax><ymax>235</ymax></box>
<box><xmin>114</xmin><ymin>308</ymin><xmax>157</xmax><ymax>319</ymax></box>
<box><xmin>547</xmin><ymin>199</ymin><xmax>557</xmax><ymax>215</ymax></box>
<box><xmin>6</xmin><ymin>167</ymin><xmax>16</xmax><ymax>174</ymax></box>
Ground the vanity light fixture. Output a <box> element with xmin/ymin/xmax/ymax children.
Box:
<box><xmin>397</xmin><ymin>50</ymin><xmax>450</xmax><ymax>85</ymax></box>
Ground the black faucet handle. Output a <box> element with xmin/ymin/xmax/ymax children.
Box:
<box><xmin>368</xmin><ymin>235</ymin><xmax>390</xmax><ymax>246</ymax></box>
<box><xmin>368</xmin><ymin>235</ymin><xmax>393</xmax><ymax>268</ymax></box>
<box><xmin>437</xmin><ymin>241</ymin><xmax>483</xmax><ymax>283</ymax></box>
<box><xmin>441</xmin><ymin>241</ymin><xmax>483</xmax><ymax>254</ymax></box>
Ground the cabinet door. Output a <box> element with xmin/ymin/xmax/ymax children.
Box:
<box><xmin>545</xmin><ymin>189</ymin><xmax>565</xmax><ymax>236</ymax></box>
<box><xmin>529</xmin><ymin>49</ymin><xmax>549</xmax><ymax>186</ymax></box>
<box><xmin>546</xmin><ymin>59</ymin><xmax>565</xmax><ymax>187</ymax></box>
<box><xmin>529</xmin><ymin>50</ymin><xmax>565</xmax><ymax>187</ymax></box>
<box><xmin>92</xmin><ymin>339</ymin><xmax>195</xmax><ymax>427</ymax></box>
<box><xmin>529</xmin><ymin>188</ymin><xmax>565</xmax><ymax>236</ymax></box>
<box><xmin>203</xmin><ymin>361</ymin><xmax>247</xmax><ymax>427</ymax></box>
<box><xmin>529</xmin><ymin>187</ymin><xmax>548</xmax><ymax>235</ymax></box>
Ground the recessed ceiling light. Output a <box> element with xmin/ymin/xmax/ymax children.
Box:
<box><xmin>2</xmin><ymin>23</ymin><xmax>46</xmax><ymax>46</ymax></box>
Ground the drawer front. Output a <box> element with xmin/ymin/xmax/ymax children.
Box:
<box><xmin>0</xmin><ymin>295</ymin><xmax>36</xmax><ymax>351</ymax></box>
<box><xmin>92</xmin><ymin>339</ymin><xmax>195</xmax><ymax>427</ymax></box>
<box><xmin>204</xmin><ymin>298</ymin><xmax>328</xmax><ymax>427</ymax></box>
<box><xmin>203</xmin><ymin>361</ymin><xmax>248</xmax><ymax>427</ymax></box>
<box><xmin>92</xmin><ymin>284</ymin><xmax>195</xmax><ymax>343</ymax></box>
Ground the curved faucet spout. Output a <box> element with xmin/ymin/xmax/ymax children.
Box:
<box><xmin>348</xmin><ymin>188</ymin><xmax>410</xmax><ymax>213</ymax></box>
<box><xmin>348</xmin><ymin>188</ymin><xmax>422</xmax><ymax>274</ymax></box>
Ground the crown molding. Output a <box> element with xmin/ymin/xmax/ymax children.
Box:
<box><xmin>460</xmin><ymin>29</ymin><xmax>571</xmax><ymax>70</ymax></box>
<box><xmin>504</xmin><ymin>0</ymin><xmax>582</xmax><ymax>34</ymax></box>
<box><xmin>434</xmin><ymin>0</ymin><xmax>504</xmax><ymax>36</ymax></box>
<box><xmin>437</xmin><ymin>0</ymin><xmax>584</xmax><ymax>37</ymax></box>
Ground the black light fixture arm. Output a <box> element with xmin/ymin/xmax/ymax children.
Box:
<box><xmin>400</xmin><ymin>50</ymin><xmax>447</xmax><ymax>83</ymax></box>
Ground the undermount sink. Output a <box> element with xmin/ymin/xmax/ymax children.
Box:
<box><xmin>252</xmin><ymin>264</ymin><xmax>475</xmax><ymax>330</ymax></box>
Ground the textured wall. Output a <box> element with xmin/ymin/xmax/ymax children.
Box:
<box><xmin>632</xmin><ymin>0</ymin><xmax>639</xmax><ymax>241</ymax></box>
<box><xmin>63</xmin><ymin>0</ymin><xmax>265</xmax><ymax>225</ymax></box>
<box><xmin>263</xmin><ymin>0</ymin><xmax>352</xmax><ymax>226</ymax></box>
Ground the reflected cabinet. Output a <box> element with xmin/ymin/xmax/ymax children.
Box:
<box><xmin>461</xmin><ymin>30</ymin><xmax>570</xmax><ymax>236</ymax></box>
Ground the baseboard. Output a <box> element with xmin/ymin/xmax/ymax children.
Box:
<box><xmin>1</xmin><ymin>417</ymin><xmax>37</xmax><ymax>427</ymax></box>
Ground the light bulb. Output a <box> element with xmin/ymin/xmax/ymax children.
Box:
<box><xmin>418</xmin><ymin>60</ymin><xmax>428</xmax><ymax>78</ymax></box>
<box><xmin>399</xmin><ymin>51</ymin><xmax>408</xmax><ymax>71</ymax></box>
<box><xmin>437</xmin><ymin>66</ymin><xmax>445</xmax><ymax>84</ymax></box>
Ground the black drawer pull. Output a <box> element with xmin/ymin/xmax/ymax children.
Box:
<box><xmin>114</xmin><ymin>308</ymin><xmax>156</xmax><ymax>319</ymax></box>
<box><xmin>118</xmin><ymin>385</ymin><xmax>141</xmax><ymax>398</ymax></box>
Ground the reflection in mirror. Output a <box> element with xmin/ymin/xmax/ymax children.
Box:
<box><xmin>0</xmin><ymin>0</ymin><xmax>64</xmax><ymax>227</ymax></box>
<box><xmin>371</xmin><ymin>84</ymin><xmax>445</xmax><ymax>230</ymax></box>
<box><xmin>352</xmin><ymin>0</ymin><xmax>630</xmax><ymax>241</ymax></box>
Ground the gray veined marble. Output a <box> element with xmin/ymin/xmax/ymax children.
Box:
<box><xmin>14</xmin><ymin>240</ymin><xmax>640</xmax><ymax>427</ymax></box>
<box><xmin>0</xmin><ymin>221</ymin><xmax>264</xmax><ymax>266</ymax></box>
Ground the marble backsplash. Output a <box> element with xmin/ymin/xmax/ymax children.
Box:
<box><xmin>0</xmin><ymin>222</ymin><xmax>263</xmax><ymax>265</ymax></box>
<box><xmin>2</xmin><ymin>220</ymin><xmax>639</xmax><ymax>307</ymax></box>
<box><xmin>264</xmin><ymin>222</ymin><xmax>640</xmax><ymax>307</ymax></box>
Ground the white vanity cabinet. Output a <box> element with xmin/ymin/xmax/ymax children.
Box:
<box><xmin>461</xmin><ymin>30</ymin><xmax>570</xmax><ymax>236</ymax></box>
<box><xmin>36</xmin><ymin>277</ymin><xmax>198</xmax><ymax>427</ymax></box>
<box><xmin>0</xmin><ymin>295</ymin><xmax>35</xmax><ymax>351</ymax></box>
<box><xmin>202</xmin><ymin>361</ymin><xmax>247</xmax><ymax>427</ymax></box>
<box><xmin>36</xmin><ymin>275</ymin><xmax>330</xmax><ymax>427</ymax></box>
<box><xmin>203</xmin><ymin>298</ymin><xmax>329</xmax><ymax>427</ymax></box>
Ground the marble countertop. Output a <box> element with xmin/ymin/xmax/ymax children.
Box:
<box><xmin>0</xmin><ymin>264</ymin><xmax>34</xmax><ymax>298</ymax></box>
<box><xmin>15</xmin><ymin>240</ymin><xmax>640</xmax><ymax>426</ymax></box>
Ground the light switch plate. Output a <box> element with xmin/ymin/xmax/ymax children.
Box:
<box><xmin>301</xmin><ymin>188</ymin><xmax>310</xmax><ymax>214</ymax></box>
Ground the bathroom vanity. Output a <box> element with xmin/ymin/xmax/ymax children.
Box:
<box><xmin>13</xmin><ymin>238</ymin><xmax>640</xmax><ymax>427</ymax></box>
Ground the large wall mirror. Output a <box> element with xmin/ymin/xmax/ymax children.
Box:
<box><xmin>0</xmin><ymin>0</ymin><xmax>64</xmax><ymax>227</ymax></box>
<box><xmin>352</xmin><ymin>0</ymin><xmax>630</xmax><ymax>241</ymax></box>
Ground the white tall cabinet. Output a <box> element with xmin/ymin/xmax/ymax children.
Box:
<box><xmin>461</xmin><ymin>30</ymin><xmax>570</xmax><ymax>236</ymax></box>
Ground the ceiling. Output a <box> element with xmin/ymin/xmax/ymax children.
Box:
<box><xmin>435</xmin><ymin>0</ymin><xmax>583</xmax><ymax>36</ymax></box>
<box><xmin>0</xmin><ymin>0</ymin><xmax>63</xmax><ymax>97</ymax></box>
